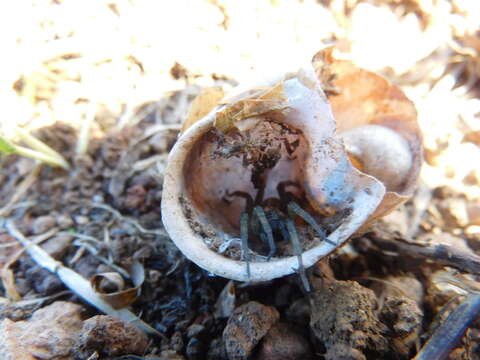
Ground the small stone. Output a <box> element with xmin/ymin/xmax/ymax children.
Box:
<box><xmin>325</xmin><ymin>344</ymin><xmax>366</xmax><ymax>360</ymax></box>
<box><xmin>186</xmin><ymin>337</ymin><xmax>203</xmax><ymax>359</ymax></box>
<box><xmin>207</xmin><ymin>337</ymin><xmax>228</xmax><ymax>360</ymax></box>
<box><xmin>468</xmin><ymin>201</ymin><xmax>480</xmax><ymax>226</ymax></box>
<box><xmin>74</xmin><ymin>315</ymin><xmax>148</xmax><ymax>358</ymax></box>
<box><xmin>56</xmin><ymin>214</ymin><xmax>74</xmax><ymax>229</ymax></box>
<box><xmin>256</xmin><ymin>322</ymin><xmax>312</xmax><ymax>360</ymax></box>
<box><xmin>186</xmin><ymin>323</ymin><xmax>205</xmax><ymax>338</ymax></box>
<box><xmin>41</xmin><ymin>234</ymin><xmax>73</xmax><ymax>259</ymax></box>
<box><xmin>310</xmin><ymin>280</ymin><xmax>388</xmax><ymax>357</ymax></box>
<box><xmin>0</xmin><ymin>301</ymin><xmax>84</xmax><ymax>360</ymax></box>
<box><xmin>31</xmin><ymin>215</ymin><xmax>56</xmax><ymax>234</ymax></box>
<box><xmin>74</xmin><ymin>215</ymin><xmax>89</xmax><ymax>225</ymax></box>
<box><xmin>223</xmin><ymin>301</ymin><xmax>279</xmax><ymax>360</ymax></box>
<box><xmin>170</xmin><ymin>330</ymin><xmax>185</xmax><ymax>353</ymax></box>
<box><xmin>379</xmin><ymin>296</ymin><xmax>423</xmax><ymax>357</ymax></box>
<box><xmin>437</xmin><ymin>198</ymin><xmax>469</xmax><ymax>228</ymax></box>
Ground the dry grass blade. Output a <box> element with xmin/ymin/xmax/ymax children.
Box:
<box><xmin>14</xmin><ymin>127</ymin><xmax>70</xmax><ymax>169</ymax></box>
<box><xmin>4</xmin><ymin>219</ymin><xmax>166</xmax><ymax>339</ymax></box>
<box><xmin>76</xmin><ymin>103</ymin><xmax>96</xmax><ymax>155</ymax></box>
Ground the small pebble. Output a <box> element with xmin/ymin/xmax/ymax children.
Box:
<box><xmin>41</xmin><ymin>234</ymin><xmax>72</xmax><ymax>259</ymax></box>
<box><xmin>256</xmin><ymin>322</ymin><xmax>312</xmax><ymax>360</ymax></box>
<box><xmin>0</xmin><ymin>301</ymin><xmax>83</xmax><ymax>360</ymax></box>
<box><xmin>185</xmin><ymin>337</ymin><xmax>202</xmax><ymax>359</ymax></box>
<box><xmin>74</xmin><ymin>315</ymin><xmax>148</xmax><ymax>358</ymax></box>
<box><xmin>31</xmin><ymin>215</ymin><xmax>56</xmax><ymax>234</ymax></box>
<box><xmin>74</xmin><ymin>215</ymin><xmax>89</xmax><ymax>225</ymax></box>
<box><xmin>56</xmin><ymin>214</ymin><xmax>74</xmax><ymax>229</ymax></box>
<box><xmin>186</xmin><ymin>324</ymin><xmax>205</xmax><ymax>339</ymax></box>
<box><xmin>223</xmin><ymin>301</ymin><xmax>279</xmax><ymax>360</ymax></box>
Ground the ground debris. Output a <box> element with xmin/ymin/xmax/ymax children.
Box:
<box><xmin>255</xmin><ymin>322</ymin><xmax>312</xmax><ymax>360</ymax></box>
<box><xmin>74</xmin><ymin>315</ymin><xmax>149</xmax><ymax>359</ymax></box>
<box><xmin>0</xmin><ymin>301</ymin><xmax>84</xmax><ymax>360</ymax></box>
<box><xmin>310</xmin><ymin>279</ymin><xmax>388</xmax><ymax>358</ymax></box>
<box><xmin>223</xmin><ymin>301</ymin><xmax>279</xmax><ymax>360</ymax></box>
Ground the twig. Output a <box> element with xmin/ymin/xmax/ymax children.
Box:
<box><xmin>414</xmin><ymin>272</ymin><xmax>480</xmax><ymax>360</ymax></box>
<box><xmin>367</xmin><ymin>232</ymin><xmax>480</xmax><ymax>275</ymax></box>
<box><xmin>4</xmin><ymin>219</ymin><xmax>166</xmax><ymax>339</ymax></box>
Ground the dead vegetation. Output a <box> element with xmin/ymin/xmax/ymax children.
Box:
<box><xmin>1</xmin><ymin>1</ymin><xmax>480</xmax><ymax>359</ymax></box>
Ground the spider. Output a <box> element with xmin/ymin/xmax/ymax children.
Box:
<box><xmin>223</xmin><ymin>180</ymin><xmax>336</xmax><ymax>292</ymax></box>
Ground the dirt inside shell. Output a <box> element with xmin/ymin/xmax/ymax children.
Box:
<box><xmin>182</xmin><ymin>119</ymin><xmax>349</xmax><ymax>260</ymax></box>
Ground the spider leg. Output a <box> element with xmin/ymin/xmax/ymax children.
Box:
<box><xmin>287</xmin><ymin>201</ymin><xmax>336</xmax><ymax>246</ymax></box>
<box><xmin>286</xmin><ymin>218</ymin><xmax>311</xmax><ymax>293</ymax></box>
<box><xmin>240</xmin><ymin>211</ymin><xmax>251</xmax><ymax>279</ymax></box>
<box><xmin>253</xmin><ymin>206</ymin><xmax>276</xmax><ymax>260</ymax></box>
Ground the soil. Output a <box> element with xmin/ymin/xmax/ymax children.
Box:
<box><xmin>1</xmin><ymin>88</ymin><xmax>479</xmax><ymax>359</ymax></box>
<box><xmin>1</xmin><ymin>1</ymin><xmax>480</xmax><ymax>359</ymax></box>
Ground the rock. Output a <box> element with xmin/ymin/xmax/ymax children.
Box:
<box><xmin>379</xmin><ymin>296</ymin><xmax>423</xmax><ymax>357</ymax></box>
<box><xmin>41</xmin><ymin>234</ymin><xmax>73</xmax><ymax>259</ymax></box>
<box><xmin>31</xmin><ymin>215</ymin><xmax>56</xmax><ymax>234</ymax></box>
<box><xmin>56</xmin><ymin>214</ymin><xmax>74</xmax><ymax>229</ymax></box>
<box><xmin>0</xmin><ymin>301</ymin><xmax>84</xmax><ymax>360</ymax></box>
<box><xmin>310</xmin><ymin>280</ymin><xmax>388</xmax><ymax>357</ymax></box>
<box><xmin>325</xmin><ymin>344</ymin><xmax>366</xmax><ymax>360</ymax></box>
<box><xmin>207</xmin><ymin>337</ymin><xmax>227</xmax><ymax>360</ymax></box>
<box><xmin>74</xmin><ymin>215</ymin><xmax>89</xmax><ymax>225</ymax></box>
<box><xmin>74</xmin><ymin>315</ymin><xmax>148</xmax><ymax>358</ymax></box>
<box><xmin>186</xmin><ymin>323</ymin><xmax>205</xmax><ymax>339</ymax></box>
<box><xmin>186</xmin><ymin>337</ymin><xmax>203</xmax><ymax>359</ymax></box>
<box><xmin>437</xmin><ymin>198</ymin><xmax>469</xmax><ymax>228</ymax></box>
<box><xmin>255</xmin><ymin>322</ymin><xmax>312</xmax><ymax>360</ymax></box>
<box><xmin>170</xmin><ymin>330</ymin><xmax>185</xmax><ymax>352</ymax></box>
<box><xmin>223</xmin><ymin>301</ymin><xmax>279</xmax><ymax>360</ymax></box>
<box><xmin>25</xmin><ymin>266</ymin><xmax>64</xmax><ymax>295</ymax></box>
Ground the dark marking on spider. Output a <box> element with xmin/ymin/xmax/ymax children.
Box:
<box><xmin>224</xmin><ymin>180</ymin><xmax>335</xmax><ymax>290</ymax></box>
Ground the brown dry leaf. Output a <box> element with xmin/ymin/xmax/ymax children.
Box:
<box><xmin>214</xmin><ymin>82</ymin><xmax>289</xmax><ymax>133</ymax></box>
<box><xmin>90</xmin><ymin>260</ymin><xmax>145</xmax><ymax>310</ymax></box>
<box><xmin>182</xmin><ymin>86</ymin><xmax>225</xmax><ymax>133</ymax></box>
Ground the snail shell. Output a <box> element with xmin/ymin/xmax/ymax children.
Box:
<box><xmin>161</xmin><ymin>49</ymin><xmax>422</xmax><ymax>281</ymax></box>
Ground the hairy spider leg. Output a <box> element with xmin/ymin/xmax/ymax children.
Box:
<box><xmin>286</xmin><ymin>218</ymin><xmax>311</xmax><ymax>293</ymax></box>
<box><xmin>287</xmin><ymin>202</ymin><xmax>336</xmax><ymax>246</ymax></box>
<box><xmin>240</xmin><ymin>212</ymin><xmax>251</xmax><ymax>279</ymax></box>
<box><xmin>264</xmin><ymin>208</ymin><xmax>290</xmax><ymax>243</ymax></box>
<box><xmin>223</xmin><ymin>190</ymin><xmax>254</xmax><ymax>279</ymax></box>
<box><xmin>253</xmin><ymin>206</ymin><xmax>276</xmax><ymax>260</ymax></box>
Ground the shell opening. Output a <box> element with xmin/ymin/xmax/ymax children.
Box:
<box><xmin>183</xmin><ymin>118</ymin><xmax>346</xmax><ymax>259</ymax></box>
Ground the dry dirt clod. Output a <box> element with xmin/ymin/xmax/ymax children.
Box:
<box><xmin>223</xmin><ymin>301</ymin><xmax>279</xmax><ymax>360</ymax></box>
<box><xmin>324</xmin><ymin>343</ymin><xmax>366</xmax><ymax>360</ymax></box>
<box><xmin>310</xmin><ymin>280</ymin><xmax>388</xmax><ymax>358</ymax></box>
<box><xmin>0</xmin><ymin>301</ymin><xmax>84</xmax><ymax>360</ymax></box>
<box><xmin>31</xmin><ymin>215</ymin><xmax>56</xmax><ymax>235</ymax></box>
<box><xmin>255</xmin><ymin>322</ymin><xmax>312</xmax><ymax>360</ymax></box>
<box><xmin>41</xmin><ymin>234</ymin><xmax>73</xmax><ymax>259</ymax></box>
<box><xmin>379</xmin><ymin>296</ymin><xmax>423</xmax><ymax>357</ymax></box>
<box><xmin>73</xmin><ymin>315</ymin><xmax>149</xmax><ymax>359</ymax></box>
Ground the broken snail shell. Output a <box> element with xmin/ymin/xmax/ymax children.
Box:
<box><xmin>161</xmin><ymin>49</ymin><xmax>422</xmax><ymax>282</ymax></box>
